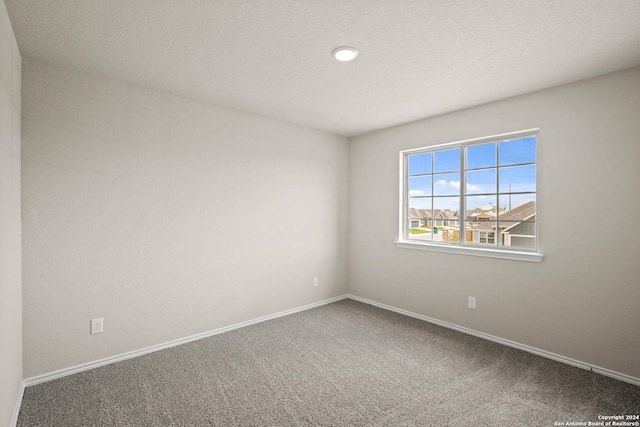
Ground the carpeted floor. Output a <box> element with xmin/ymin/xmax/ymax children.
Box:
<box><xmin>17</xmin><ymin>299</ymin><xmax>640</xmax><ymax>426</ymax></box>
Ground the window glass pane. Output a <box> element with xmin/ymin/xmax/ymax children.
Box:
<box><xmin>466</xmin><ymin>143</ymin><xmax>496</xmax><ymax>169</ymax></box>
<box><xmin>499</xmin><ymin>165</ymin><xmax>536</xmax><ymax>193</ymax></box>
<box><xmin>408</xmin><ymin>176</ymin><xmax>432</xmax><ymax>197</ymax></box>
<box><xmin>498</xmin><ymin>195</ymin><xmax>536</xmax><ymax>219</ymax></box>
<box><xmin>433</xmin><ymin>197</ymin><xmax>459</xmax><ymax>243</ymax></box>
<box><xmin>466</xmin><ymin>195</ymin><xmax>497</xmax><ymax>213</ymax></box>
<box><xmin>433</xmin><ymin>197</ymin><xmax>459</xmax><ymax>212</ymax></box>
<box><xmin>408</xmin><ymin>199</ymin><xmax>432</xmax><ymax>241</ymax></box>
<box><xmin>434</xmin><ymin>148</ymin><xmax>460</xmax><ymax>173</ymax></box>
<box><xmin>498</xmin><ymin>221</ymin><xmax>536</xmax><ymax>249</ymax></box>
<box><xmin>408</xmin><ymin>152</ymin><xmax>432</xmax><ymax>176</ymax></box>
<box><xmin>465</xmin><ymin>169</ymin><xmax>496</xmax><ymax>194</ymax></box>
<box><xmin>409</xmin><ymin>197</ymin><xmax>431</xmax><ymax>210</ymax></box>
<box><xmin>465</xmin><ymin>194</ymin><xmax>497</xmax><ymax>245</ymax></box>
<box><xmin>408</xmin><ymin>227</ymin><xmax>432</xmax><ymax>241</ymax></box>
<box><xmin>499</xmin><ymin>137</ymin><xmax>536</xmax><ymax>166</ymax></box>
<box><xmin>433</xmin><ymin>173</ymin><xmax>460</xmax><ymax>196</ymax></box>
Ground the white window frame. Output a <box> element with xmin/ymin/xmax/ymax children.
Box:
<box><xmin>395</xmin><ymin>129</ymin><xmax>543</xmax><ymax>263</ymax></box>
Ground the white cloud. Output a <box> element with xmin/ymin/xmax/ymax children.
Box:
<box><xmin>412</xmin><ymin>180</ymin><xmax>482</xmax><ymax>195</ymax></box>
<box><xmin>449</xmin><ymin>180</ymin><xmax>482</xmax><ymax>192</ymax></box>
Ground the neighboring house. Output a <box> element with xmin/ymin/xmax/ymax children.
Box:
<box><xmin>410</xmin><ymin>203</ymin><xmax>534</xmax><ymax>247</ymax></box>
<box><xmin>434</xmin><ymin>209</ymin><xmax>459</xmax><ymax>227</ymax></box>
<box><xmin>409</xmin><ymin>208</ymin><xmax>460</xmax><ymax>229</ymax></box>
<box><xmin>408</xmin><ymin>207</ymin><xmax>431</xmax><ymax>228</ymax></box>
<box><xmin>467</xmin><ymin>210</ymin><xmax>496</xmax><ymax>221</ymax></box>
<box><xmin>470</xmin><ymin>201</ymin><xmax>536</xmax><ymax>248</ymax></box>
<box><xmin>466</xmin><ymin>204</ymin><xmax>506</xmax><ymax>223</ymax></box>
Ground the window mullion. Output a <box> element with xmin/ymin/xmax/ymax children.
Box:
<box><xmin>495</xmin><ymin>141</ymin><xmax>500</xmax><ymax>247</ymax></box>
<box><xmin>460</xmin><ymin>147</ymin><xmax>465</xmax><ymax>245</ymax></box>
<box><xmin>431</xmin><ymin>153</ymin><xmax>435</xmax><ymax>235</ymax></box>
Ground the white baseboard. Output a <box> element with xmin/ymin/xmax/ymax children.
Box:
<box><xmin>11</xmin><ymin>380</ymin><xmax>25</xmax><ymax>427</ymax></box>
<box><xmin>22</xmin><ymin>293</ymin><xmax>640</xmax><ymax>391</ymax></box>
<box><xmin>347</xmin><ymin>294</ymin><xmax>640</xmax><ymax>387</ymax></box>
<box><xmin>24</xmin><ymin>294</ymin><xmax>349</xmax><ymax>388</ymax></box>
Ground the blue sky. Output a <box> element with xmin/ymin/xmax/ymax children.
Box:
<box><xmin>408</xmin><ymin>137</ymin><xmax>536</xmax><ymax>212</ymax></box>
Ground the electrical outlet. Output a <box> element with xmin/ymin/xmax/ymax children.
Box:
<box><xmin>90</xmin><ymin>317</ymin><xmax>103</xmax><ymax>335</ymax></box>
<box><xmin>313</xmin><ymin>277</ymin><xmax>319</xmax><ymax>287</ymax></box>
<box><xmin>468</xmin><ymin>296</ymin><xmax>476</xmax><ymax>310</ymax></box>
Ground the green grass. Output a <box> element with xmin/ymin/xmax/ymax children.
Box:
<box><xmin>409</xmin><ymin>228</ymin><xmax>430</xmax><ymax>234</ymax></box>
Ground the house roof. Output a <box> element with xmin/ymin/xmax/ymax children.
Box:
<box><xmin>408</xmin><ymin>208</ymin><xmax>431</xmax><ymax>220</ymax></box>
<box><xmin>472</xmin><ymin>221</ymin><xmax>498</xmax><ymax>231</ymax></box>
<box><xmin>409</xmin><ymin>208</ymin><xmax>459</xmax><ymax>221</ymax></box>
<box><xmin>500</xmin><ymin>201</ymin><xmax>536</xmax><ymax>222</ymax></box>
<box><xmin>473</xmin><ymin>201</ymin><xmax>536</xmax><ymax>231</ymax></box>
<box><xmin>468</xmin><ymin>211</ymin><xmax>496</xmax><ymax>219</ymax></box>
<box><xmin>440</xmin><ymin>209</ymin><xmax>459</xmax><ymax>219</ymax></box>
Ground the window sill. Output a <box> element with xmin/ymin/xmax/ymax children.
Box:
<box><xmin>394</xmin><ymin>240</ymin><xmax>544</xmax><ymax>263</ymax></box>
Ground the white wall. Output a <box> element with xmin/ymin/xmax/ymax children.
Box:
<box><xmin>21</xmin><ymin>59</ymin><xmax>349</xmax><ymax>378</ymax></box>
<box><xmin>349</xmin><ymin>67</ymin><xmax>640</xmax><ymax>379</ymax></box>
<box><xmin>0</xmin><ymin>0</ymin><xmax>22</xmax><ymax>425</ymax></box>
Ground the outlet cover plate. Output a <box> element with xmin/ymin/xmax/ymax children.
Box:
<box><xmin>90</xmin><ymin>318</ymin><xmax>103</xmax><ymax>334</ymax></box>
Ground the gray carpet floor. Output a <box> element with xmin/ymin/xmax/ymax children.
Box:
<box><xmin>18</xmin><ymin>299</ymin><xmax>640</xmax><ymax>426</ymax></box>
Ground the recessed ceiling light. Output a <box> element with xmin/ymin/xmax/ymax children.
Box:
<box><xmin>332</xmin><ymin>46</ymin><xmax>358</xmax><ymax>62</ymax></box>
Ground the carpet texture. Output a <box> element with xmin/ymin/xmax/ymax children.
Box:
<box><xmin>17</xmin><ymin>299</ymin><xmax>640</xmax><ymax>426</ymax></box>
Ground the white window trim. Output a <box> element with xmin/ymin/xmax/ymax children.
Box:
<box><xmin>395</xmin><ymin>240</ymin><xmax>543</xmax><ymax>262</ymax></box>
<box><xmin>397</xmin><ymin>128</ymin><xmax>544</xmax><ymax>263</ymax></box>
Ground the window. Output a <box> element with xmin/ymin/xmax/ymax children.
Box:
<box><xmin>479</xmin><ymin>232</ymin><xmax>495</xmax><ymax>244</ymax></box>
<box><xmin>397</xmin><ymin>129</ymin><xmax>542</xmax><ymax>262</ymax></box>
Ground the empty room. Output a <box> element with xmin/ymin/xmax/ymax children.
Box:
<box><xmin>1</xmin><ymin>1</ymin><xmax>639</xmax><ymax>426</ymax></box>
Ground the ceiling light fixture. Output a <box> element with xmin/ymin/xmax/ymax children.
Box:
<box><xmin>332</xmin><ymin>46</ymin><xmax>358</xmax><ymax>62</ymax></box>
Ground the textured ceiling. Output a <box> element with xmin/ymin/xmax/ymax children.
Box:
<box><xmin>6</xmin><ymin>0</ymin><xmax>640</xmax><ymax>136</ymax></box>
